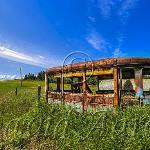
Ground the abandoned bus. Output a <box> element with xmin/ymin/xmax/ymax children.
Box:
<box><xmin>45</xmin><ymin>58</ymin><xmax>150</xmax><ymax>111</ymax></box>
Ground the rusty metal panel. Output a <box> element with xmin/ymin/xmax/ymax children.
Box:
<box><xmin>54</xmin><ymin>69</ymin><xmax>113</xmax><ymax>78</ymax></box>
<box><xmin>64</xmin><ymin>94</ymin><xmax>82</xmax><ymax>102</ymax></box>
<box><xmin>113</xmin><ymin>67</ymin><xmax>119</xmax><ymax>107</ymax></box>
<box><xmin>48</xmin><ymin>92</ymin><xmax>114</xmax><ymax>107</ymax></box>
<box><xmin>47</xmin><ymin>58</ymin><xmax>150</xmax><ymax>74</ymax></box>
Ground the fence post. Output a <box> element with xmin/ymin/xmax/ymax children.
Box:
<box><xmin>15</xmin><ymin>88</ymin><xmax>18</xmax><ymax>96</ymax></box>
<box><xmin>38</xmin><ymin>85</ymin><xmax>41</xmax><ymax>101</ymax></box>
<box><xmin>46</xmin><ymin>89</ymin><xmax>48</xmax><ymax>103</ymax></box>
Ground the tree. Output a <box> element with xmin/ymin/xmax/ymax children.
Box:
<box><xmin>24</xmin><ymin>73</ymin><xmax>36</xmax><ymax>80</ymax></box>
<box><xmin>37</xmin><ymin>71</ymin><xmax>45</xmax><ymax>80</ymax></box>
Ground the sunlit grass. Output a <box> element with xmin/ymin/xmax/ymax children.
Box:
<box><xmin>0</xmin><ymin>80</ymin><xmax>150</xmax><ymax>149</ymax></box>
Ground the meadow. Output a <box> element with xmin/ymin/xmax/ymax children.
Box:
<box><xmin>0</xmin><ymin>80</ymin><xmax>150</xmax><ymax>150</ymax></box>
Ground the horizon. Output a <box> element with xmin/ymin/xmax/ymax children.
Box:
<box><xmin>0</xmin><ymin>0</ymin><xmax>150</xmax><ymax>80</ymax></box>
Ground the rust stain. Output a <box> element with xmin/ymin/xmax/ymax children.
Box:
<box><xmin>47</xmin><ymin>58</ymin><xmax>150</xmax><ymax>74</ymax></box>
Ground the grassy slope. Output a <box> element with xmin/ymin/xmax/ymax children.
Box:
<box><xmin>0</xmin><ymin>80</ymin><xmax>150</xmax><ymax>150</ymax></box>
<box><xmin>0</xmin><ymin>80</ymin><xmax>44</xmax><ymax>96</ymax></box>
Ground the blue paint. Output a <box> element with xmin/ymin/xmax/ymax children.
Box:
<box><xmin>144</xmin><ymin>98</ymin><xmax>150</xmax><ymax>105</ymax></box>
<box><xmin>136</xmin><ymin>87</ymin><xmax>144</xmax><ymax>98</ymax></box>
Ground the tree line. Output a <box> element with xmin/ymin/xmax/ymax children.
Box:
<box><xmin>24</xmin><ymin>71</ymin><xmax>45</xmax><ymax>81</ymax></box>
<box><xmin>24</xmin><ymin>71</ymin><xmax>97</xmax><ymax>85</ymax></box>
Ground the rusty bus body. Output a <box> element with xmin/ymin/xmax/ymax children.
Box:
<box><xmin>45</xmin><ymin>58</ymin><xmax>150</xmax><ymax>111</ymax></box>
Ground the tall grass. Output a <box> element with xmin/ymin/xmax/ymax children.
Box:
<box><xmin>0</xmin><ymin>81</ymin><xmax>150</xmax><ymax>149</ymax></box>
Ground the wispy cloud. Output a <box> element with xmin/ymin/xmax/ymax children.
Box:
<box><xmin>113</xmin><ymin>33</ymin><xmax>127</xmax><ymax>57</ymax></box>
<box><xmin>88</xmin><ymin>16</ymin><xmax>96</xmax><ymax>22</ymax></box>
<box><xmin>98</xmin><ymin>0</ymin><xmax>115</xmax><ymax>19</ymax></box>
<box><xmin>116</xmin><ymin>33</ymin><xmax>125</xmax><ymax>47</ymax></box>
<box><xmin>87</xmin><ymin>0</ymin><xmax>139</xmax><ymax>56</ymax></box>
<box><xmin>0</xmin><ymin>45</ymin><xmax>56</xmax><ymax>67</ymax></box>
<box><xmin>113</xmin><ymin>48</ymin><xmax>127</xmax><ymax>58</ymax></box>
<box><xmin>95</xmin><ymin>0</ymin><xmax>140</xmax><ymax>21</ymax></box>
<box><xmin>118</xmin><ymin>0</ymin><xmax>139</xmax><ymax>23</ymax></box>
<box><xmin>0</xmin><ymin>74</ymin><xmax>20</xmax><ymax>80</ymax></box>
<box><xmin>86</xmin><ymin>30</ymin><xmax>109</xmax><ymax>51</ymax></box>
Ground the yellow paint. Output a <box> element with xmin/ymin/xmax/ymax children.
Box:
<box><xmin>54</xmin><ymin>69</ymin><xmax>113</xmax><ymax>78</ymax></box>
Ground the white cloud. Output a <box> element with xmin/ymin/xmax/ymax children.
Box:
<box><xmin>88</xmin><ymin>16</ymin><xmax>96</xmax><ymax>22</ymax></box>
<box><xmin>86</xmin><ymin>30</ymin><xmax>109</xmax><ymax>51</ymax></box>
<box><xmin>0</xmin><ymin>45</ymin><xmax>56</xmax><ymax>67</ymax></box>
<box><xmin>118</xmin><ymin>0</ymin><xmax>139</xmax><ymax>23</ymax></box>
<box><xmin>38</xmin><ymin>55</ymin><xmax>45</xmax><ymax>59</ymax></box>
<box><xmin>94</xmin><ymin>0</ymin><xmax>140</xmax><ymax>21</ymax></box>
<box><xmin>98</xmin><ymin>0</ymin><xmax>115</xmax><ymax>19</ymax></box>
<box><xmin>113</xmin><ymin>48</ymin><xmax>126</xmax><ymax>58</ymax></box>
<box><xmin>113</xmin><ymin>33</ymin><xmax>127</xmax><ymax>57</ymax></box>
<box><xmin>0</xmin><ymin>74</ymin><xmax>20</xmax><ymax>80</ymax></box>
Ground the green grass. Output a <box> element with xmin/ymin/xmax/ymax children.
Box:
<box><xmin>0</xmin><ymin>80</ymin><xmax>150</xmax><ymax>150</ymax></box>
<box><xmin>0</xmin><ymin>80</ymin><xmax>45</xmax><ymax>96</ymax></box>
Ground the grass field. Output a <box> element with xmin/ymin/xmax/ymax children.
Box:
<box><xmin>0</xmin><ymin>80</ymin><xmax>150</xmax><ymax>150</ymax></box>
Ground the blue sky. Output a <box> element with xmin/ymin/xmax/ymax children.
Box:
<box><xmin>0</xmin><ymin>0</ymin><xmax>150</xmax><ymax>79</ymax></box>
